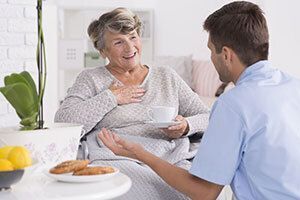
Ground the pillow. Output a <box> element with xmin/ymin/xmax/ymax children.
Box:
<box><xmin>198</xmin><ymin>95</ymin><xmax>217</xmax><ymax>109</ymax></box>
<box><xmin>191</xmin><ymin>60</ymin><xmax>222</xmax><ymax>97</ymax></box>
<box><xmin>151</xmin><ymin>55</ymin><xmax>193</xmax><ymax>87</ymax></box>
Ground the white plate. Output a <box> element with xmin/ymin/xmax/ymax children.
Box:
<box><xmin>145</xmin><ymin>121</ymin><xmax>181</xmax><ymax>128</ymax></box>
<box><xmin>43</xmin><ymin>166</ymin><xmax>119</xmax><ymax>183</ymax></box>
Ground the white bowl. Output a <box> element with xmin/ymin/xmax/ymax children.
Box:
<box><xmin>22</xmin><ymin>159</ymin><xmax>40</xmax><ymax>180</ymax></box>
<box><xmin>0</xmin><ymin>123</ymin><xmax>83</xmax><ymax>165</ymax></box>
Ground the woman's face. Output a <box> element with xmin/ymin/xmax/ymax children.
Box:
<box><xmin>101</xmin><ymin>30</ymin><xmax>142</xmax><ymax>71</ymax></box>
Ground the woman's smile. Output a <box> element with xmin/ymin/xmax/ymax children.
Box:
<box><xmin>123</xmin><ymin>52</ymin><xmax>137</xmax><ymax>59</ymax></box>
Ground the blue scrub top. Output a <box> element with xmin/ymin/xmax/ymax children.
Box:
<box><xmin>189</xmin><ymin>60</ymin><xmax>300</xmax><ymax>200</ymax></box>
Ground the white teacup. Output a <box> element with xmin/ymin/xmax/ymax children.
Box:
<box><xmin>148</xmin><ymin>106</ymin><xmax>176</xmax><ymax>122</ymax></box>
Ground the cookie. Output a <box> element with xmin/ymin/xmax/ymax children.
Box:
<box><xmin>73</xmin><ymin>166</ymin><xmax>115</xmax><ymax>176</ymax></box>
<box><xmin>49</xmin><ymin>160</ymin><xmax>90</xmax><ymax>174</ymax></box>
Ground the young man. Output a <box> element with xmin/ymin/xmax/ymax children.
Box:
<box><xmin>99</xmin><ymin>1</ymin><xmax>300</xmax><ymax>199</ymax></box>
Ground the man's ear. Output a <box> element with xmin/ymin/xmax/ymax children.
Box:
<box><xmin>222</xmin><ymin>46</ymin><xmax>233</xmax><ymax>68</ymax></box>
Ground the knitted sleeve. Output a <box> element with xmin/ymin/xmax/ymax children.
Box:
<box><xmin>54</xmin><ymin>70</ymin><xmax>117</xmax><ymax>134</ymax></box>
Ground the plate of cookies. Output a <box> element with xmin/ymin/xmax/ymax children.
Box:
<box><xmin>44</xmin><ymin>160</ymin><xmax>119</xmax><ymax>183</ymax></box>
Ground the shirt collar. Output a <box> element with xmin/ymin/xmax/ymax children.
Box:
<box><xmin>236</xmin><ymin>60</ymin><xmax>271</xmax><ymax>85</ymax></box>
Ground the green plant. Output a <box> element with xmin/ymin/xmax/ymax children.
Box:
<box><xmin>0</xmin><ymin>0</ymin><xmax>46</xmax><ymax>130</ymax></box>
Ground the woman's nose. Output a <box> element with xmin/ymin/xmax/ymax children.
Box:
<box><xmin>124</xmin><ymin>41</ymin><xmax>134</xmax><ymax>52</ymax></box>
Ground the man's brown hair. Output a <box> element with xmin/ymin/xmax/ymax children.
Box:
<box><xmin>204</xmin><ymin>1</ymin><xmax>269</xmax><ymax>66</ymax></box>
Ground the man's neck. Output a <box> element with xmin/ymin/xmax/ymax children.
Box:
<box><xmin>231</xmin><ymin>60</ymin><xmax>246</xmax><ymax>84</ymax></box>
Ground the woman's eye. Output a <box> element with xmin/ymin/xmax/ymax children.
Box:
<box><xmin>131</xmin><ymin>36</ymin><xmax>136</xmax><ymax>40</ymax></box>
<box><xmin>114</xmin><ymin>41</ymin><xmax>122</xmax><ymax>45</ymax></box>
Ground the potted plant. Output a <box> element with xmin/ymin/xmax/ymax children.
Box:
<box><xmin>0</xmin><ymin>0</ymin><xmax>82</xmax><ymax>164</ymax></box>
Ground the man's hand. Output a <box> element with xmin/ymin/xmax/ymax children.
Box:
<box><xmin>109</xmin><ymin>83</ymin><xmax>146</xmax><ymax>105</ymax></box>
<box><xmin>162</xmin><ymin>115</ymin><xmax>189</xmax><ymax>139</ymax></box>
<box><xmin>98</xmin><ymin>128</ymin><xmax>144</xmax><ymax>160</ymax></box>
<box><xmin>98</xmin><ymin>129</ymin><xmax>223</xmax><ymax>200</ymax></box>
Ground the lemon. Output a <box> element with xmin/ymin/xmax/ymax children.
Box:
<box><xmin>0</xmin><ymin>158</ymin><xmax>14</xmax><ymax>171</ymax></box>
<box><xmin>0</xmin><ymin>146</ymin><xmax>14</xmax><ymax>159</ymax></box>
<box><xmin>7</xmin><ymin>146</ymin><xmax>32</xmax><ymax>169</ymax></box>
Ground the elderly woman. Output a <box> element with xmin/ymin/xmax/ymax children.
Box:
<box><xmin>55</xmin><ymin>8</ymin><xmax>209</xmax><ymax>200</ymax></box>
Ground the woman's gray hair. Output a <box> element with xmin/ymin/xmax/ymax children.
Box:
<box><xmin>87</xmin><ymin>7</ymin><xmax>142</xmax><ymax>51</ymax></box>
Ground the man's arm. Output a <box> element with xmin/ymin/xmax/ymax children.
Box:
<box><xmin>98</xmin><ymin>128</ymin><xmax>223</xmax><ymax>200</ymax></box>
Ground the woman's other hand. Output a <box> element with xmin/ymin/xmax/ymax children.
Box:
<box><xmin>161</xmin><ymin>115</ymin><xmax>189</xmax><ymax>139</ymax></box>
<box><xmin>109</xmin><ymin>83</ymin><xmax>146</xmax><ymax>105</ymax></box>
<box><xmin>98</xmin><ymin>128</ymin><xmax>144</xmax><ymax>160</ymax></box>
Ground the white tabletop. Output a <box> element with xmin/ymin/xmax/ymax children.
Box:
<box><xmin>0</xmin><ymin>171</ymin><xmax>132</xmax><ymax>200</ymax></box>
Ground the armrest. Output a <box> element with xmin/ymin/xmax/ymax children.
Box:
<box><xmin>81</xmin><ymin>140</ymin><xmax>89</xmax><ymax>160</ymax></box>
<box><xmin>78</xmin><ymin>135</ymin><xmax>89</xmax><ymax>160</ymax></box>
<box><xmin>188</xmin><ymin>131</ymin><xmax>204</xmax><ymax>143</ymax></box>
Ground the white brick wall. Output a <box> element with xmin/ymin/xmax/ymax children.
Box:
<box><xmin>8</xmin><ymin>0</ymin><xmax>35</xmax><ymax>5</ymax></box>
<box><xmin>0</xmin><ymin>60</ymin><xmax>23</xmax><ymax>72</ymax></box>
<box><xmin>0</xmin><ymin>47</ymin><xmax>7</xmax><ymax>59</ymax></box>
<box><xmin>0</xmin><ymin>5</ymin><xmax>23</xmax><ymax>18</ymax></box>
<box><xmin>0</xmin><ymin>19</ymin><xmax>7</xmax><ymax>31</ymax></box>
<box><xmin>25</xmin><ymin>33</ymin><xmax>36</xmax><ymax>45</ymax></box>
<box><xmin>0</xmin><ymin>102</ymin><xmax>8</xmax><ymax>115</ymax></box>
<box><xmin>0</xmin><ymin>33</ymin><xmax>23</xmax><ymax>45</ymax></box>
<box><xmin>8</xmin><ymin>46</ymin><xmax>36</xmax><ymax>59</ymax></box>
<box><xmin>0</xmin><ymin>0</ymin><xmax>37</xmax><ymax>128</ymax></box>
<box><xmin>24</xmin><ymin>60</ymin><xmax>37</xmax><ymax>72</ymax></box>
<box><xmin>24</xmin><ymin>6</ymin><xmax>36</xmax><ymax>19</ymax></box>
<box><xmin>8</xmin><ymin>18</ymin><xmax>36</xmax><ymax>32</ymax></box>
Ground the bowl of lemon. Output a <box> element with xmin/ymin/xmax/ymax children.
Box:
<box><xmin>0</xmin><ymin>146</ymin><xmax>32</xmax><ymax>191</ymax></box>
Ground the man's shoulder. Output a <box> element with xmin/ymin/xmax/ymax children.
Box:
<box><xmin>217</xmin><ymin>86</ymin><xmax>243</xmax><ymax>104</ymax></box>
<box><xmin>215</xmin><ymin>85</ymin><xmax>252</xmax><ymax>113</ymax></box>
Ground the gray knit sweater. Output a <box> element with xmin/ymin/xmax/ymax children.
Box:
<box><xmin>55</xmin><ymin>65</ymin><xmax>209</xmax><ymax>137</ymax></box>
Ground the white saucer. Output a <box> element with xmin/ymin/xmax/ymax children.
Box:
<box><xmin>145</xmin><ymin>121</ymin><xmax>181</xmax><ymax>128</ymax></box>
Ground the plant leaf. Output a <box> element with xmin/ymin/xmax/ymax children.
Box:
<box><xmin>4</xmin><ymin>72</ymin><xmax>38</xmax><ymax>103</ymax></box>
<box><xmin>20</xmin><ymin>113</ymin><xmax>38</xmax><ymax>129</ymax></box>
<box><xmin>0</xmin><ymin>83</ymin><xmax>38</xmax><ymax>119</ymax></box>
<box><xmin>20</xmin><ymin>71</ymin><xmax>37</xmax><ymax>99</ymax></box>
<box><xmin>20</xmin><ymin>71</ymin><xmax>39</xmax><ymax>107</ymax></box>
<box><xmin>4</xmin><ymin>73</ymin><xmax>25</xmax><ymax>86</ymax></box>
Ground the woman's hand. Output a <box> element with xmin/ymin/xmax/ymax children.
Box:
<box><xmin>98</xmin><ymin>128</ymin><xmax>144</xmax><ymax>160</ymax></box>
<box><xmin>109</xmin><ymin>83</ymin><xmax>146</xmax><ymax>105</ymax></box>
<box><xmin>161</xmin><ymin>115</ymin><xmax>189</xmax><ymax>139</ymax></box>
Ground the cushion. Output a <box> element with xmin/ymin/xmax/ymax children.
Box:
<box><xmin>224</xmin><ymin>82</ymin><xmax>235</xmax><ymax>93</ymax></box>
<box><xmin>191</xmin><ymin>60</ymin><xmax>222</xmax><ymax>97</ymax></box>
<box><xmin>151</xmin><ymin>55</ymin><xmax>193</xmax><ymax>87</ymax></box>
<box><xmin>198</xmin><ymin>95</ymin><xmax>217</xmax><ymax>109</ymax></box>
